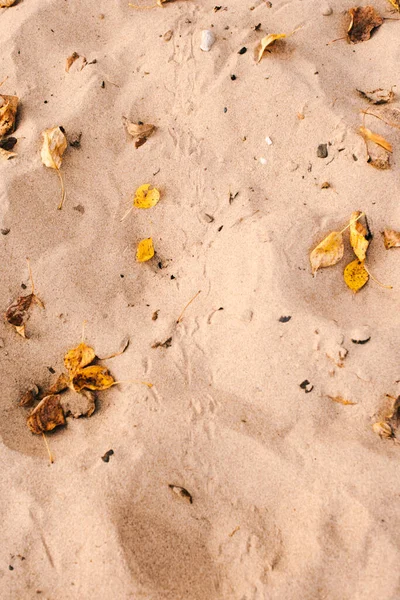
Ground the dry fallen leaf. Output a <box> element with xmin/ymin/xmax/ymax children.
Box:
<box><xmin>0</xmin><ymin>0</ymin><xmax>17</xmax><ymax>6</ymax></box>
<box><xmin>0</xmin><ymin>147</ymin><xmax>16</xmax><ymax>160</ymax></box>
<box><xmin>65</xmin><ymin>52</ymin><xmax>87</xmax><ymax>73</ymax></box>
<box><xmin>349</xmin><ymin>211</ymin><xmax>370</xmax><ymax>261</ymax></box>
<box><xmin>168</xmin><ymin>485</ymin><xmax>193</xmax><ymax>503</ymax></box>
<box><xmin>6</xmin><ymin>286</ymin><xmax>44</xmax><ymax>338</ymax></box>
<box><xmin>27</xmin><ymin>394</ymin><xmax>66</xmax><ymax>434</ymax></box>
<box><xmin>71</xmin><ymin>365</ymin><xmax>115</xmax><ymax>392</ymax></box>
<box><xmin>123</xmin><ymin>118</ymin><xmax>156</xmax><ymax>148</ymax></box>
<box><xmin>0</xmin><ymin>95</ymin><xmax>18</xmax><ymax>137</ymax></box>
<box><xmin>41</xmin><ymin>126</ymin><xmax>68</xmax><ymax>209</ymax></box>
<box><xmin>357</xmin><ymin>88</ymin><xmax>394</xmax><ymax>105</ymax></box>
<box><xmin>64</xmin><ymin>342</ymin><xmax>96</xmax><ymax>376</ymax></box>
<box><xmin>48</xmin><ymin>372</ymin><xmax>70</xmax><ymax>395</ymax></box>
<box><xmin>327</xmin><ymin>395</ymin><xmax>357</xmax><ymax>406</ymax></box>
<box><xmin>137</xmin><ymin>237</ymin><xmax>155</xmax><ymax>262</ymax></box>
<box><xmin>134</xmin><ymin>184</ymin><xmax>160</xmax><ymax>209</ymax></box>
<box><xmin>347</xmin><ymin>6</ymin><xmax>383</xmax><ymax>44</ymax></box>
<box><xmin>310</xmin><ymin>231</ymin><xmax>344</xmax><ymax>274</ymax></box>
<box><xmin>387</xmin><ymin>0</ymin><xmax>400</xmax><ymax>10</ymax></box>
<box><xmin>19</xmin><ymin>385</ymin><xmax>39</xmax><ymax>407</ymax></box>
<box><xmin>372</xmin><ymin>421</ymin><xmax>393</xmax><ymax>438</ymax></box>
<box><xmin>344</xmin><ymin>259</ymin><xmax>369</xmax><ymax>293</ymax></box>
<box><xmin>359</xmin><ymin>126</ymin><xmax>392</xmax><ymax>152</ymax></box>
<box><xmin>256</xmin><ymin>33</ymin><xmax>286</xmax><ymax>63</ymax></box>
<box><xmin>383</xmin><ymin>229</ymin><xmax>400</xmax><ymax>249</ymax></box>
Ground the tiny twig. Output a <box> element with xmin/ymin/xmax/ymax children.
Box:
<box><xmin>42</xmin><ymin>433</ymin><xmax>54</xmax><ymax>464</ymax></box>
<box><xmin>0</xmin><ymin>75</ymin><xmax>8</xmax><ymax>87</ymax></box>
<box><xmin>364</xmin><ymin>265</ymin><xmax>393</xmax><ymax>289</ymax></box>
<box><xmin>176</xmin><ymin>290</ymin><xmax>201</xmax><ymax>324</ymax></box>
<box><xmin>326</xmin><ymin>36</ymin><xmax>346</xmax><ymax>45</ymax></box>
<box><xmin>120</xmin><ymin>205</ymin><xmax>133</xmax><ymax>222</ymax></box>
<box><xmin>56</xmin><ymin>168</ymin><xmax>66</xmax><ymax>210</ymax></box>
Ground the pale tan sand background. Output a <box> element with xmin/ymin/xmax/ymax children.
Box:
<box><xmin>1</xmin><ymin>0</ymin><xmax>400</xmax><ymax>598</ymax></box>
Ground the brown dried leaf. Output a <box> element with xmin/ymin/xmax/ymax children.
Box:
<box><xmin>123</xmin><ymin>118</ymin><xmax>155</xmax><ymax>148</ymax></box>
<box><xmin>48</xmin><ymin>372</ymin><xmax>70</xmax><ymax>395</ymax></box>
<box><xmin>383</xmin><ymin>229</ymin><xmax>400</xmax><ymax>249</ymax></box>
<box><xmin>347</xmin><ymin>6</ymin><xmax>383</xmax><ymax>44</ymax></box>
<box><xmin>5</xmin><ymin>292</ymin><xmax>43</xmax><ymax>337</ymax></box>
<box><xmin>27</xmin><ymin>395</ymin><xmax>66</xmax><ymax>434</ymax></box>
<box><xmin>71</xmin><ymin>365</ymin><xmax>115</xmax><ymax>392</ymax></box>
<box><xmin>0</xmin><ymin>95</ymin><xmax>18</xmax><ymax>137</ymax></box>
<box><xmin>357</xmin><ymin>88</ymin><xmax>394</xmax><ymax>105</ymax></box>
<box><xmin>65</xmin><ymin>52</ymin><xmax>79</xmax><ymax>72</ymax></box>
<box><xmin>19</xmin><ymin>385</ymin><xmax>39</xmax><ymax>407</ymax></box>
<box><xmin>64</xmin><ymin>342</ymin><xmax>96</xmax><ymax>376</ymax></box>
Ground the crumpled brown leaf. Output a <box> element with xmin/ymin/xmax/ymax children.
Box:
<box><xmin>347</xmin><ymin>6</ymin><xmax>383</xmax><ymax>44</ymax></box>
<box><xmin>123</xmin><ymin>118</ymin><xmax>155</xmax><ymax>148</ymax></box>
<box><xmin>310</xmin><ymin>231</ymin><xmax>344</xmax><ymax>274</ymax></box>
<box><xmin>0</xmin><ymin>95</ymin><xmax>18</xmax><ymax>137</ymax></box>
<box><xmin>27</xmin><ymin>394</ymin><xmax>66</xmax><ymax>434</ymax></box>
<box><xmin>357</xmin><ymin>88</ymin><xmax>394</xmax><ymax>105</ymax></box>
<box><xmin>41</xmin><ymin>126</ymin><xmax>67</xmax><ymax>209</ymax></box>
<box><xmin>47</xmin><ymin>372</ymin><xmax>70</xmax><ymax>395</ymax></box>
<box><xmin>19</xmin><ymin>385</ymin><xmax>39</xmax><ymax>407</ymax></box>
<box><xmin>349</xmin><ymin>211</ymin><xmax>370</xmax><ymax>261</ymax></box>
<box><xmin>70</xmin><ymin>365</ymin><xmax>115</xmax><ymax>392</ymax></box>
<box><xmin>383</xmin><ymin>229</ymin><xmax>400</xmax><ymax>249</ymax></box>
<box><xmin>6</xmin><ymin>293</ymin><xmax>44</xmax><ymax>338</ymax></box>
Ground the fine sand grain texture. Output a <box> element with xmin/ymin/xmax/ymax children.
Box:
<box><xmin>1</xmin><ymin>0</ymin><xmax>400</xmax><ymax>598</ymax></box>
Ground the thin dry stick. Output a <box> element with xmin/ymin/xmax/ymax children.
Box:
<box><xmin>361</xmin><ymin>109</ymin><xmax>400</xmax><ymax>130</ymax></box>
<box><xmin>176</xmin><ymin>290</ymin><xmax>201</xmax><ymax>324</ymax></box>
<box><xmin>0</xmin><ymin>75</ymin><xmax>8</xmax><ymax>87</ymax></box>
<box><xmin>120</xmin><ymin>205</ymin><xmax>133</xmax><ymax>222</ymax></box>
<box><xmin>56</xmin><ymin>168</ymin><xmax>66</xmax><ymax>210</ymax></box>
<box><xmin>326</xmin><ymin>36</ymin><xmax>346</xmax><ymax>45</ymax></box>
<box><xmin>42</xmin><ymin>433</ymin><xmax>54</xmax><ymax>464</ymax></box>
<box><xmin>99</xmin><ymin>340</ymin><xmax>130</xmax><ymax>361</ymax></box>
<box><xmin>364</xmin><ymin>265</ymin><xmax>393</xmax><ymax>289</ymax></box>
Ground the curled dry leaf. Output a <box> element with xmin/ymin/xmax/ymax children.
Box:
<box><xmin>347</xmin><ymin>6</ymin><xmax>383</xmax><ymax>44</ymax></box>
<box><xmin>64</xmin><ymin>342</ymin><xmax>96</xmax><ymax>376</ymax></box>
<box><xmin>372</xmin><ymin>421</ymin><xmax>393</xmax><ymax>438</ymax></box>
<box><xmin>41</xmin><ymin>126</ymin><xmax>67</xmax><ymax>209</ymax></box>
<box><xmin>344</xmin><ymin>259</ymin><xmax>369</xmax><ymax>293</ymax></box>
<box><xmin>350</xmin><ymin>211</ymin><xmax>370</xmax><ymax>261</ymax></box>
<box><xmin>256</xmin><ymin>33</ymin><xmax>286</xmax><ymax>62</ymax></box>
<box><xmin>19</xmin><ymin>385</ymin><xmax>39</xmax><ymax>407</ymax></box>
<box><xmin>357</xmin><ymin>88</ymin><xmax>394</xmax><ymax>105</ymax></box>
<box><xmin>310</xmin><ymin>231</ymin><xmax>344</xmax><ymax>274</ymax></box>
<box><xmin>6</xmin><ymin>293</ymin><xmax>44</xmax><ymax>338</ymax></box>
<box><xmin>168</xmin><ymin>485</ymin><xmax>193</xmax><ymax>504</ymax></box>
<box><xmin>134</xmin><ymin>184</ymin><xmax>160</xmax><ymax>209</ymax></box>
<box><xmin>137</xmin><ymin>237</ymin><xmax>155</xmax><ymax>262</ymax></box>
<box><xmin>363</xmin><ymin>106</ymin><xmax>400</xmax><ymax>130</ymax></box>
<box><xmin>123</xmin><ymin>118</ymin><xmax>155</xmax><ymax>148</ymax></box>
<box><xmin>327</xmin><ymin>395</ymin><xmax>357</xmax><ymax>406</ymax></box>
<box><xmin>27</xmin><ymin>394</ymin><xmax>65</xmax><ymax>434</ymax></box>
<box><xmin>48</xmin><ymin>372</ymin><xmax>70</xmax><ymax>395</ymax></box>
<box><xmin>0</xmin><ymin>0</ymin><xmax>17</xmax><ymax>6</ymax></box>
<box><xmin>0</xmin><ymin>95</ymin><xmax>18</xmax><ymax>137</ymax></box>
<box><xmin>0</xmin><ymin>147</ymin><xmax>16</xmax><ymax>160</ymax></box>
<box><xmin>383</xmin><ymin>229</ymin><xmax>400</xmax><ymax>249</ymax></box>
<box><xmin>71</xmin><ymin>365</ymin><xmax>115</xmax><ymax>392</ymax></box>
<box><xmin>359</xmin><ymin>126</ymin><xmax>392</xmax><ymax>152</ymax></box>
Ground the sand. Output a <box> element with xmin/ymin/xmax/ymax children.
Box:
<box><xmin>1</xmin><ymin>0</ymin><xmax>400</xmax><ymax>598</ymax></box>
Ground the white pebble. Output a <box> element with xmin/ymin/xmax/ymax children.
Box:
<box><xmin>265</xmin><ymin>136</ymin><xmax>273</xmax><ymax>145</ymax></box>
<box><xmin>350</xmin><ymin>326</ymin><xmax>371</xmax><ymax>344</ymax></box>
<box><xmin>259</xmin><ymin>157</ymin><xmax>267</xmax><ymax>165</ymax></box>
<box><xmin>200</xmin><ymin>30</ymin><xmax>216</xmax><ymax>52</ymax></box>
<box><xmin>321</xmin><ymin>4</ymin><xmax>332</xmax><ymax>15</ymax></box>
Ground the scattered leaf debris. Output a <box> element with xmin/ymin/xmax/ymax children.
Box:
<box><xmin>27</xmin><ymin>395</ymin><xmax>66</xmax><ymax>434</ymax></box>
<box><xmin>152</xmin><ymin>336</ymin><xmax>172</xmax><ymax>349</ymax></box>
<box><xmin>347</xmin><ymin>6</ymin><xmax>383</xmax><ymax>44</ymax></box>
<box><xmin>169</xmin><ymin>484</ymin><xmax>193</xmax><ymax>504</ymax></box>
<box><xmin>19</xmin><ymin>385</ymin><xmax>39</xmax><ymax>407</ymax></box>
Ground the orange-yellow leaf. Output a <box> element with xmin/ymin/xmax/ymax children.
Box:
<box><xmin>27</xmin><ymin>395</ymin><xmax>66</xmax><ymax>434</ymax></box>
<box><xmin>41</xmin><ymin>126</ymin><xmax>68</xmax><ymax>169</ymax></box>
<box><xmin>344</xmin><ymin>259</ymin><xmax>369</xmax><ymax>293</ymax></box>
<box><xmin>133</xmin><ymin>184</ymin><xmax>160</xmax><ymax>209</ymax></box>
<box><xmin>359</xmin><ymin>126</ymin><xmax>392</xmax><ymax>152</ymax></box>
<box><xmin>256</xmin><ymin>33</ymin><xmax>286</xmax><ymax>63</ymax></box>
<box><xmin>310</xmin><ymin>231</ymin><xmax>344</xmax><ymax>274</ymax></box>
<box><xmin>64</xmin><ymin>342</ymin><xmax>96</xmax><ymax>375</ymax></box>
<box><xmin>71</xmin><ymin>365</ymin><xmax>115</xmax><ymax>392</ymax></box>
<box><xmin>349</xmin><ymin>211</ymin><xmax>369</xmax><ymax>261</ymax></box>
<box><xmin>136</xmin><ymin>237</ymin><xmax>155</xmax><ymax>262</ymax></box>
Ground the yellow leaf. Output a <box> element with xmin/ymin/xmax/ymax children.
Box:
<box><xmin>327</xmin><ymin>395</ymin><xmax>357</xmax><ymax>406</ymax></box>
<box><xmin>359</xmin><ymin>126</ymin><xmax>392</xmax><ymax>152</ymax></box>
<box><xmin>27</xmin><ymin>395</ymin><xmax>66</xmax><ymax>434</ymax></box>
<box><xmin>310</xmin><ymin>231</ymin><xmax>344</xmax><ymax>274</ymax></box>
<box><xmin>372</xmin><ymin>421</ymin><xmax>393</xmax><ymax>438</ymax></box>
<box><xmin>133</xmin><ymin>184</ymin><xmax>160</xmax><ymax>209</ymax></box>
<box><xmin>71</xmin><ymin>365</ymin><xmax>115</xmax><ymax>392</ymax></box>
<box><xmin>387</xmin><ymin>0</ymin><xmax>400</xmax><ymax>11</ymax></box>
<box><xmin>349</xmin><ymin>211</ymin><xmax>369</xmax><ymax>261</ymax></box>
<box><xmin>0</xmin><ymin>95</ymin><xmax>18</xmax><ymax>137</ymax></box>
<box><xmin>41</xmin><ymin>126</ymin><xmax>67</xmax><ymax>169</ymax></box>
<box><xmin>0</xmin><ymin>0</ymin><xmax>17</xmax><ymax>6</ymax></box>
<box><xmin>383</xmin><ymin>229</ymin><xmax>400</xmax><ymax>249</ymax></box>
<box><xmin>256</xmin><ymin>33</ymin><xmax>286</xmax><ymax>63</ymax></box>
<box><xmin>136</xmin><ymin>237</ymin><xmax>155</xmax><ymax>262</ymax></box>
<box><xmin>64</xmin><ymin>342</ymin><xmax>96</xmax><ymax>375</ymax></box>
<box><xmin>344</xmin><ymin>259</ymin><xmax>369</xmax><ymax>293</ymax></box>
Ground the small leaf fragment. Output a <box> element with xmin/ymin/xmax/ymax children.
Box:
<box><xmin>136</xmin><ymin>237</ymin><xmax>155</xmax><ymax>262</ymax></box>
<box><xmin>383</xmin><ymin>229</ymin><xmax>400</xmax><ymax>249</ymax></box>
<box><xmin>359</xmin><ymin>126</ymin><xmax>392</xmax><ymax>152</ymax></box>
<box><xmin>349</xmin><ymin>211</ymin><xmax>370</xmax><ymax>261</ymax></box>
<box><xmin>0</xmin><ymin>0</ymin><xmax>17</xmax><ymax>6</ymax></box>
<box><xmin>71</xmin><ymin>365</ymin><xmax>115</xmax><ymax>392</ymax></box>
<box><xmin>27</xmin><ymin>395</ymin><xmax>66</xmax><ymax>434</ymax></box>
<box><xmin>48</xmin><ymin>372</ymin><xmax>70</xmax><ymax>394</ymax></box>
<box><xmin>310</xmin><ymin>231</ymin><xmax>344</xmax><ymax>274</ymax></box>
<box><xmin>0</xmin><ymin>95</ymin><xmax>18</xmax><ymax>137</ymax></box>
<box><xmin>347</xmin><ymin>6</ymin><xmax>383</xmax><ymax>44</ymax></box>
<box><xmin>19</xmin><ymin>385</ymin><xmax>39</xmax><ymax>407</ymax></box>
<box><xmin>41</xmin><ymin>126</ymin><xmax>67</xmax><ymax>169</ymax></box>
<box><xmin>169</xmin><ymin>485</ymin><xmax>193</xmax><ymax>504</ymax></box>
<box><xmin>327</xmin><ymin>395</ymin><xmax>357</xmax><ymax>406</ymax></box>
<box><xmin>65</xmin><ymin>52</ymin><xmax>87</xmax><ymax>72</ymax></box>
<box><xmin>64</xmin><ymin>342</ymin><xmax>96</xmax><ymax>375</ymax></box>
<box><xmin>344</xmin><ymin>259</ymin><xmax>369</xmax><ymax>293</ymax></box>
<box><xmin>133</xmin><ymin>184</ymin><xmax>160</xmax><ymax>209</ymax></box>
<box><xmin>357</xmin><ymin>88</ymin><xmax>394</xmax><ymax>105</ymax></box>
<box><xmin>372</xmin><ymin>421</ymin><xmax>393</xmax><ymax>438</ymax></box>
<box><xmin>256</xmin><ymin>33</ymin><xmax>286</xmax><ymax>63</ymax></box>
<box><xmin>6</xmin><ymin>292</ymin><xmax>43</xmax><ymax>337</ymax></box>
<box><xmin>123</xmin><ymin>118</ymin><xmax>155</xmax><ymax>148</ymax></box>
<box><xmin>0</xmin><ymin>147</ymin><xmax>16</xmax><ymax>160</ymax></box>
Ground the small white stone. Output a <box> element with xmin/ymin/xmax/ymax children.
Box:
<box><xmin>265</xmin><ymin>136</ymin><xmax>273</xmax><ymax>145</ymax></box>
<box><xmin>259</xmin><ymin>157</ymin><xmax>267</xmax><ymax>165</ymax></box>
<box><xmin>350</xmin><ymin>326</ymin><xmax>371</xmax><ymax>345</ymax></box>
<box><xmin>321</xmin><ymin>4</ymin><xmax>332</xmax><ymax>15</ymax></box>
<box><xmin>200</xmin><ymin>30</ymin><xmax>216</xmax><ymax>52</ymax></box>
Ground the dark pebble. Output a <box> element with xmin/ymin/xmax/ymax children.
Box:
<box><xmin>0</xmin><ymin>137</ymin><xmax>17</xmax><ymax>151</ymax></box>
<box><xmin>317</xmin><ymin>144</ymin><xmax>328</xmax><ymax>158</ymax></box>
<box><xmin>102</xmin><ymin>450</ymin><xmax>114</xmax><ymax>463</ymax></box>
<box><xmin>238</xmin><ymin>47</ymin><xmax>247</xmax><ymax>55</ymax></box>
<box><xmin>231</xmin><ymin>74</ymin><xmax>237</xmax><ymax>80</ymax></box>
<box><xmin>279</xmin><ymin>316</ymin><xmax>291</xmax><ymax>323</ymax></box>
<box><xmin>1</xmin><ymin>228</ymin><xmax>10</xmax><ymax>235</ymax></box>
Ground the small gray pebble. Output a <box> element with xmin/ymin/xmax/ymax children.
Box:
<box><xmin>321</xmin><ymin>4</ymin><xmax>333</xmax><ymax>16</ymax></box>
<box><xmin>317</xmin><ymin>144</ymin><xmax>328</xmax><ymax>158</ymax></box>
